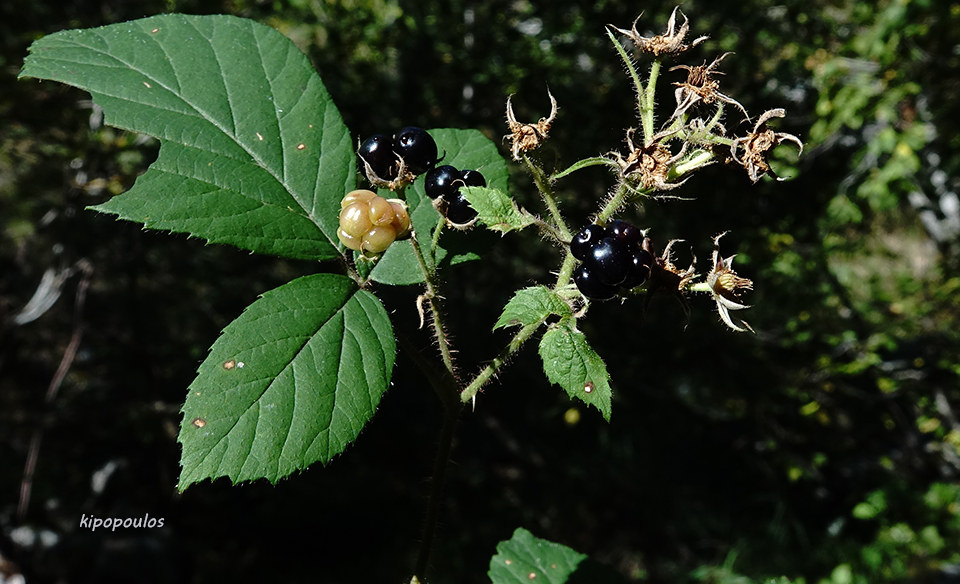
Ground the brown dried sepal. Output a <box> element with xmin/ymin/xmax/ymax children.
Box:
<box><xmin>609</xmin><ymin>7</ymin><xmax>708</xmax><ymax>57</ymax></box>
<box><xmin>505</xmin><ymin>90</ymin><xmax>558</xmax><ymax>161</ymax></box>
<box><xmin>613</xmin><ymin>128</ymin><xmax>688</xmax><ymax>191</ymax></box>
<box><xmin>670</xmin><ymin>53</ymin><xmax>748</xmax><ymax>121</ymax></box>
<box><xmin>729</xmin><ymin>108</ymin><xmax>804</xmax><ymax>183</ymax></box>
<box><xmin>358</xmin><ymin>148</ymin><xmax>417</xmax><ymax>191</ymax></box>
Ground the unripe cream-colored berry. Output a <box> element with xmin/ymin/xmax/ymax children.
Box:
<box><xmin>337</xmin><ymin>227</ymin><xmax>363</xmax><ymax>251</ymax></box>
<box><xmin>388</xmin><ymin>199</ymin><xmax>412</xmax><ymax>239</ymax></box>
<box><xmin>341</xmin><ymin>189</ymin><xmax>377</xmax><ymax>209</ymax></box>
<box><xmin>339</xmin><ymin>201</ymin><xmax>374</xmax><ymax>238</ymax></box>
<box><xmin>367</xmin><ymin>196</ymin><xmax>396</xmax><ymax>226</ymax></box>
<box><xmin>362</xmin><ymin>225</ymin><xmax>397</xmax><ymax>253</ymax></box>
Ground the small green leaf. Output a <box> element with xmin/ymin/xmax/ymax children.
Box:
<box><xmin>488</xmin><ymin>528</ymin><xmax>587</xmax><ymax>584</ymax></box>
<box><xmin>368</xmin><ymin>128</ymin><xmax>508</xmax><ymax>285</ymax></box>
<box><xmin>494</xmin><ymin>286</ymin><xmax>571</xmax><ymax>330</ymax></box>
<box><xmin>550</xmin><ymin>156</ymin><xmax>618</xmax><ymax>181</ymax></box>
<box><xmin>20</xmin><ymin>14</ymin><xmax>355</xmax><ymax>260</ymax></box>
<box><xmin>538</xmin><ymin>319</ymin><xmax>612</xmax><ymax>421</ymax></box>
<box><xmin>461</xmin><ymin>186</ymin><xmax>534</xmax><ymax>234</ymax></box>
<box><xmin>178</xmin><ymin>273</ymin><xmax>395</xmax><ymax>490</ymax></box>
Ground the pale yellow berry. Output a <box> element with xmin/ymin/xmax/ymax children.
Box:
<box><xmin>362</xmin><ymin>225</ymin><xmax>397</xmax><ymax>253</ymax></box>
<box><xmin>337</xmin><ymin>227</ymin><xmax>363</xmax><ymax>251</ymax></box>
<box><xmin>389</xmin><ymin>200</ymin><xmax>412</xmax><ymax>239</ymax></box>
<box><xmin>367</xmin><ymin>196</ymin><xmax>396</xmax><ymax>226</ymax></box>
<box><xmin>339</xmin><ymin>201</ymin><xmax>373</xmax><ymax>238</ymax></box>
<box><xmin>341</xmin><ymin>189</ymin><xmax>377</xmax><ymax>209</ymax></box>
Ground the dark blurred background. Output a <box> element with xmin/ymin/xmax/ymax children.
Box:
<box><xmin>2</xmin><ymin>0</ymin><xmax>959</xmax><ymax>582</ymax></box>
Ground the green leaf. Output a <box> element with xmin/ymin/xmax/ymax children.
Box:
<box><xmin>368</xmin><ymin>128</ymin><xmax>508</xmax><ymax>285</ymax></box>
<box><xmin>550</xmin><ymin>156</ymin><xmax>618</xmax><ymax>181</ymax></box>
<box><xmin>20</xmin><ymin>14</ymin><xmax>354</xmax><ymax>260</ymax></box>
<box><xmin>488</xmin><ymin>528</ymin><xmax>587</xmax><ymax>584</ymax></box>
<box><xmin>494</xmin><ymin>286</ymin><xmax>571</xmax><ymax>330</ymax></box>
<box><xmin>461</xmin><ymin>186</ymin><xmax>534</xmax><ymax>234</ymax></box>
<box><xmin>177</xmin><ymin>273</ymin><xmax>395</xmax><ymax>490</ymax></box>
<box><xmin>538</xmin><ymin>319</ymin><xmax>612</xmax><ymax>421</ymax></box>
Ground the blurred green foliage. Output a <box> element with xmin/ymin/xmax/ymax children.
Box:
<box><xmin>2</xmin><ymin>0</ymin><xmax>959</xmax><ymax>583</ymax></box>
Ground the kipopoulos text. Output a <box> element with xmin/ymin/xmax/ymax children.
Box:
<box><xmin>79</xmin><ymin>513</ymin><xmax>165</xmax><ymax>532</ymax></box>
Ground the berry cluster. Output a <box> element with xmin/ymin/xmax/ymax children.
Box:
<box><xmin>424</xmin><ymin>165</ymin><xmax>486</xmax><ymax>225</ymax></box>
<box><xmin>337</xmin><ymin>189</ymin><xmax>412</xmax><ymax>254</ymax></box>
<box><xmin>571</xmin><ymin>220</ymin><xmax>653</xmax><ymax>300</ymax></box>
<box><xmin>358</xmin><ymin>126</ymin><xmax>439</xmax><ymax>182</ymax></box>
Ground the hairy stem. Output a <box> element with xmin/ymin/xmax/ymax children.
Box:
<box><xmin>606</xmin><ymin>27</ymin><xmax>646</xmax><ymax>121</ymax></box>
<box><xmin>642</xmin><ymin>59</ymin><xmax>661</xmax><ymax>143</ymax></box>
<box><xmin>460</xmin><ymin>320</ymin><xmax>542</xmax><ymax>404</ymax></box>
<box><xmin>596</xmin><ymin>182</ymin><xmax>632</xmax><ymax>224</ymax></box>
<box><xmin>409</xmin><ymin>230</ymin><xmax>457</xmax><ymax>377</ymax></box>
<box><xmin>524</xmin><ymin>154</ymin><xmax>572</xmax><ymax>241</ymax></box>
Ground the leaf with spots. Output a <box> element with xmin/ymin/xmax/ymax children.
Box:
<box><xmin>488</xmin><ymin>528</ymin><xmax>587</xmax><ymax>584</ymax></box>
<box><xmin>19</xmin><ymin>14</ymin><xmax>354</xmax><ymax>260</ymax></box>
<box><xmin>177</xmin><ymin>273</ymin><xmax>395</xmax><ymax>490</ymax></box>
<box><xmin>538</xmin><ymin>318</ymin><xmax>613</xmax><ymax>421</ymax></box>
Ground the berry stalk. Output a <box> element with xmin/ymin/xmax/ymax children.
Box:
<box><xmin>408</xmin><ymin>230</ymin><xmax>458</xmax><ymax>379</ymax></box>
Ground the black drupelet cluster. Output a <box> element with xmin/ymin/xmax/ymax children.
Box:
<box><xmin>358</xmin><ymin>126</ymin><xmax>439</xmax><ymax>181</ymax></box>
<box><xmin>571</xmin><ymin>220</ymin><xmax>654</xmax><ymax>300</ymax></box>
<box><xmin>425</xmin><ymin>165</ymin><xmax>486</xmax><ymax>225</ymax></box>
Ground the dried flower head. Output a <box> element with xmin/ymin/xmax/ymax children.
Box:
<box><xmin>729</xmin><ymin>108</ymin><xmax>804</xmax><ymax>182</ymax></box>
<box><xmin>613</xmin><ymin>128</ymin><xmax>688</xmax><ymax>191</ymax></box>
<box><xmin>644</xmin><ymin>237</ymin><xmax>696</xmax><ymax>295</ymax></box>
<box><xmin>610</xmin><ymin>7</ymin><xmax>708</xmax><ymax>57</ymax></box>
<box><xmin>670</xmin><ymin>53</ymin><xmax>748</xmax><ymax>120</ymax></box>
<box><xmin>505</xmin><ymin>89</ymin><xmax>558</xmax><ymax>161</ymax></box>
<box><xmin>705</xmin><ymin>232</ymin><xmax>754</xmax><ymax>332</ymax></box>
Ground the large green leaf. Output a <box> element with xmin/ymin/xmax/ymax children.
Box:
<box><xmin>20</xmin><ymin>14</ymin><xmax>354</xmax><ymax>260</ymax></box>
<box><xmin>538</xmin><ymin>319</ymin><xmax>613</xmax><ymax>421</ymax></box>
<box><xmin>368</xmin><ymin>128</ymin><xmax>508</xmax><ymax>285</ymax></box>
<box><xmin>177</xmin><ymin>273</ymin><xmax>394</xmax><ymax>489</ymax></box>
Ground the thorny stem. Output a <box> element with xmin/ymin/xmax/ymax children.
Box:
<box><xmin>460</xmin><ymin>321</ymin><xmax>542</xmax><ymax>404</ymax></box>
<box><xmin>409</xmin><ymin>230</ymin><xmax>457</xmax><ymax>377</ymax></box>
<box><xmin>641</xmin><ymin>59</ymin><xmax>662</xmax><ymax>144</ymax></box>
<box><xmin>596</xmin><ymin>181</ymin><xmax>633</xmax><ymax>224</ymax></box>
<box><xmin>607</xmin><ymin>27</ymin><xmax>646</xmax><ymax>122</ymax></box>
<box><xmin>524</xmin><ymin>154</ymin><xmax>572</xmax><ymax>241</ymax></box>
<box><xmin>430</xmin><ymin>214</ymin><xmax>445</xmax><ymax>254</ymax></box>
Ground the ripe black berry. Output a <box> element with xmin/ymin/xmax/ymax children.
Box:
<box><xmin>588</xmin><ymin>237</ymin><xmax>634</xmax><ymax>286</ymax></box>
<box><xmin>358</xmin><ymin>134</ymin><xmax>397</xmax><ymax>180</ymax></box>
<box><xmin>606</xmin><ymin>219</ymin><xmax>644</xmax><ymax>246</ymax></box>
<box><xmin>570</xmin><ymin>224</ymin><xmax>605</xmax><ymax>261</ymax></box>
<box><xmin>393</xmin><ymin>127</ymin><xmax>438</xmax><ymax>175</ymax></box>
<box><xmin>445</xmin><ymin>193</ymin><xmax>478</xmax><ymax>224</ymax></box>
<box><xmin>425</xmin><ymin>165</ymin><xmax>461</xmax><ymax>200</ymax></box>
<box><xmin>459</xmin><ymin>169</ymin><xmax>486</xmax><ymax>187</ymax></box>
<box><xmin>573</xmin><ymin>264</ymin><xmax>619</xmax><ymax>300</ymax></box>
<box><xmin>621</xmin><ymin>248</ymin><xmax>653</xmax><ymax>289</ymax></box>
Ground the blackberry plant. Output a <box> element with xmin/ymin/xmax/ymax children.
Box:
<box><xmin>19</xmin><ymin>7</ymin><xmax>801</xmax><ymax>582</ymax></box>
